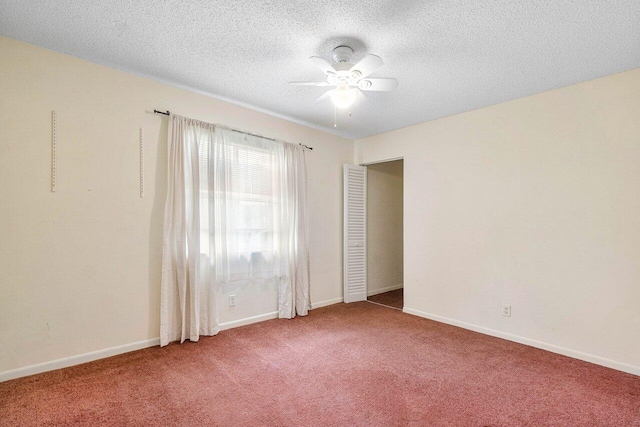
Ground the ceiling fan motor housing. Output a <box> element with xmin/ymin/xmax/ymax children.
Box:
<box><xmin>327</xmin><ymin>46</ymin><xmax>372</xmax><ymax>85</ymax></box>
<box><xmin>329</xmin><ymin>58</ymin><xmax>364</xmax><ymax>85</ymax></box>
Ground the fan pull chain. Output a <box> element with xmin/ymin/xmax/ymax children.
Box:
<box><xmin>334</xmin><ymin>105</ymin><xmax>337</xmax><ymax>128</ymax></box>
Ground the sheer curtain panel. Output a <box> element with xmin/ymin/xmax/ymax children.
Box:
<box><xmin>275</xmin><ymin>143</ymin><xmax>310</xmax><ymax>318</ymax></box>
<box><xmin>161</xmin><ymin>116</ymin><xmax>310</xmax><ymax>346</ymax></box>
<box><xmin>161</xmin><ymin>116</ymin><xmax>219</xmax><ymax>346</ymax></box>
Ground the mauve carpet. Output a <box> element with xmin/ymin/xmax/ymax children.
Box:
<box><xmin>1</xmin><ymin>302</ymin><xmax>639</xmax><ymax>426</ymax></box>
<box><xmin>368</xmin><ymin>289</ymin><xmax>403</xmax><ymax>309</ymax></box>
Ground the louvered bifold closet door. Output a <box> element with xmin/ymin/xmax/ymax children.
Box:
<box><xmin>343</xmin><ymin>164</ymin><xmax>367</xmax><ymax>303</ymax></box>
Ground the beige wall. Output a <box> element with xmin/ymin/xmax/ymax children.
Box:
<box><xmin>366</xmin><ymin>160</ymin><xmax>403</xmax><ymax>296</ymax></box>
<box><xmin>3</xmin><ymin>33</ymin><xmax>639</xmax><ymax>378</ymax></box>
<box><xmin>0</xmin><ymin>36</ymin><xmax>352</xmax><ymax>375</ymax></box>
<box><xmin>355</xmin><ymin>68</ymin><xmax>640</xmax><ymax>374</ymax></box>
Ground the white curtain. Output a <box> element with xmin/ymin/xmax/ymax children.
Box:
<box><xmin>275</xmin><ymin>143</ymin><xmax>310</xmax><ymax>318</ymax></box>
<box><xmin>160</xmin><ymin>115</ymin><xmax>309</xmax><ymax>346</ymax></box>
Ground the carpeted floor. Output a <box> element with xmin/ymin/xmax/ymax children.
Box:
<box><xmin>1</xmin><ymin>302</ymin><xmax>639</xmax><ymax>426</ymax></box>
<box><xmin>368</xmin><ymin>288</ymin><xmax>403</xmax><ymax>309</ymax></box>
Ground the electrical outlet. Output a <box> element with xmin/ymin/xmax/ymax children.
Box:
<box><xmin>229</xmin><ymin>294</ymin><xmax>236</xmax><ymax>307</ymax></box>
<box><xmin>502</xmin><ymin>304</ymin><xmax>511</xmax><ymax>317</ymax></box>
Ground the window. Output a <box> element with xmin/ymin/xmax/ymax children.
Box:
<box><xmin>161</xmin><ymin>115</ymin><xmax>310</xmax><ymax>344</ymax></box>
<box><xmin>198</xmin><ymin>131</ymin><xmax>277</xmax><ymax>282</ymax></box>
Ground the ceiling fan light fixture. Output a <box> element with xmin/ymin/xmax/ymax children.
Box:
<box><xmin>330</xmin><ymin>84</ymin><xmax>357</xmax><ymax>109</ymax></box>
<box><xmin>292</xmin><ymin>47</ymin><xmax>397</xmax><ymax>111</ymax></box>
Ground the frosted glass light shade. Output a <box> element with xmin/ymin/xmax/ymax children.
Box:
<box><xmin>330</xmin><ymin>85</ymin><xmax>356</xmax><ymax>109</ymax></box>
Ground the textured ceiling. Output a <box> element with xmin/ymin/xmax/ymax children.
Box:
<box><xmin>1</xmin><ymin>0</ymin><xmax>639</xmax><ymax>139</ymax></box>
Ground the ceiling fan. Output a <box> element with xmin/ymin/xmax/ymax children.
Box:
<box><xmin>289</xmin><ymin>46</ymin><xmax>398</xmax><ymax>110</ymax></box>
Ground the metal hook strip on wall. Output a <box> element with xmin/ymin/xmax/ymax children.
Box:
<box><xmin>139</xmin><ymin>128</ymin><xmax>144</xmax><ymax>198</ymax></box>
<box><xmin>51</xmin><ymin>111</ymin><xmax>57</xmax><ymax>192</ymax></box>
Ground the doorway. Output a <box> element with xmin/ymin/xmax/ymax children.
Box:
<box><xmin>365</xmin><ymin>159</ymin><xmax>403</xmax><ymax>310</ymax></box>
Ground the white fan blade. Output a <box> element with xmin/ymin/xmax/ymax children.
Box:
<box><xmin>309</xmin><ymin>56</ymin><xmax>336</xmax><ymax>75</ymax></box>
<box><xmin>289</xmin><ymin>81</ymin><xmax>331</xmax><ymax>86</ymax></box>
<box><xmin>350</xmin><ymin>54</ymin><xmax>383</xmax><ymax>78</ymax></box>
<box><xmin>358</xmin><ymin>78</ymin><xmax>398</xmax><ymax>92</ymax></box>
<box><xmin>316</xmin><ymin>90</ymin><xmax>334</xmax><ymax>103</ymax></box>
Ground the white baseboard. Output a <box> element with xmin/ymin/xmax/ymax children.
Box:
<box><xmin>403</xmin><ymin>307</ymin><xmax>640</xmax><ymax>377</ymax></box>
<box><xmin>311</xmin><ymin>297</ymin><xmax>343</xmax><ymax>309</ymax></box>
<box><xmin>0</xmin><ymin>312</ymin><xmax>277</xmax><ymax>383</ymax></box>
<box><xmin>219</xmin><ymin>311</ymin><xmax>279</xmax><ymax>331</ymax></box>
<box><xmin>0</xmin><ymin>338</ymin><xmax>160</xmax><ymax>383</ymax></box>
<box><xmin>0</xmin><ymin>304</ymin><xmax>337</xmax><ymax>383</ymax></box>
<box><xmin>367</xmin><ymin>284</ymin><xmax>403</xmax><ymax>297</ymax></box>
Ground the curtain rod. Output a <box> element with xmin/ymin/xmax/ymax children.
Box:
<box><xmin>153</xmin><ymin>110</ymin><xmax>313</xmax><ymax>151</ymax></box>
